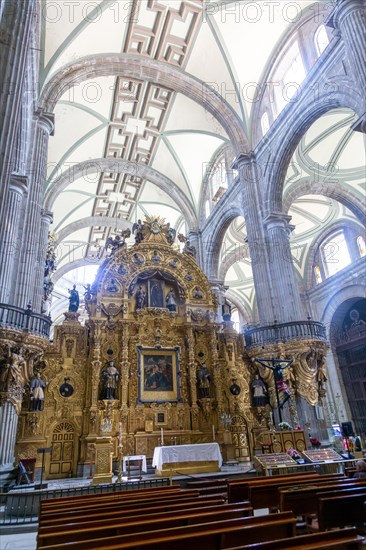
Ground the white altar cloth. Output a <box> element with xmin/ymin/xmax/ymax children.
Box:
<box><xmin>123</xmin><ymin>455</ymin><xmax>147</xmax><ymax>472</ymax></box>
<box><xmin>152</xmin><ymin>443</ymin><xmax>222</xmax><ymax>471</ymax></box>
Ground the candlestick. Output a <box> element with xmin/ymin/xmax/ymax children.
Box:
<box><xmin>161</xmin><ymin>427</ymin><xmax>164</xmax><ymax>446</ymax></box>
<box><xmin>212</xmin><ymin>425</ymin><xmax>215</xmax><ymax>441</ymax></box>
<box><xmin>118</xmin><ymin>422</ymin><xmax>122</xmax><ymax>446</ymax></box>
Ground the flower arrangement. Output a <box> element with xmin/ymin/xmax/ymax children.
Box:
<box><xmin>310</xmin><ymin>437</ymin><xmax>321</xmax><ymax>448</ymax></box>
<box><xmin>278</xmin><ymin>421</ymin><xmax>292</xmax><ymax>431</ymax></box>
<box><xmin>287</xmin><ymin>448</ymin><xmax>301</xmax><ymax>459</ymax></box>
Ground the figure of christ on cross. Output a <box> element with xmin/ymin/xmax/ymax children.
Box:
<box><xmin>255</xmin><ymin>357</ymin><xmax>293</xmax><ymax>423</ymax></box>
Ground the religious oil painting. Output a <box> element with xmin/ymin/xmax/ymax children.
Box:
<box><xmin>138</xmin><ymin>346</ymin><xmax>180</xmax><ymax>402</ymax></box>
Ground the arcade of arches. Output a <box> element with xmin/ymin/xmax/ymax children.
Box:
<box><xmin>0</xmin><ymin>0</ymin><xmax>365</xmax><ymax>480</ymax></box>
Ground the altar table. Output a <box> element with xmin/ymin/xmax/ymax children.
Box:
<box><xmin>152</xmin><ymin>443</ymin><xmax>222</xmax><ymax>476</ymax></box>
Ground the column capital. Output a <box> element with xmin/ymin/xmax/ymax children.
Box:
<box><xmin>327</xmin><ymin>0</ymin><xmax>366</xmax><ymax>30</ymax></box>
<box><xmin>232</xmin><ymin>152</ymin><xmax>256</xmax><ymax>170</ymax></box>
<box><xmin>34</xmin><ymin>109</ymin><xmax>55</xmax><ymax>136</ymax></box>
<box><xmin>263</xmin><ymin>212</ymin><xmax>295</xmax><ymax>233</ymax></box>
<box><xmin>41</xmin><ymin>209</ymin><xmax>54</xmax><ymax>224</ymax></box>
<box><xmin>9</xmin><ymin>174</ymin><xmax>28</xmax><ymax>196</ymax></box>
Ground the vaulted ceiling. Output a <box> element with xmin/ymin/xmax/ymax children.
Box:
<box><xmin>40</xmin><ymin>1</ymin><xmax>365</xmax><ymax>326</ymax></box>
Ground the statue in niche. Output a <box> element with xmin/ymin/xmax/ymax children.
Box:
<box><xmin>151</xmin><ymin>250</ymin><xmax>161</xmax><ymax>264</ymax></box>
<box><xmin>133</xmin><ymin>252</ymin><xmax>144</xmax><ymax>265</ymax></box>
<box><xmin>166</xmin><ymin>223</ymin><xmax>176</xmax><ymax>245</ymax></box>
<box><xmin>100</xmin><ymin>361</ymin><xmax>119</xmax><ymax>400</ymax></box>
<box><xmin>29</xmin><ymin>373</ymin><xmax>47</xmax><ymax>411</ymax></box>
<box><xmin>68</xmin><ymin>285</ymin><xmax>79</xmax><ymax>312</ymax></box>
<box><xmin>222</xmin><ymin>300</ymin><xmax>232</xmax><ymax>321</ymax></box>
<box><xmin>197</xmin><ymin>363</ymin><xmax>211</xmax><ymax>398</ymax></box>
<box><xmin>150</xmin><ymin>281</ymin><xmax>164</xmax><ymax>308</ymax></box>
<box><xmin>169</xmin><ymin>258</ymin><xmax>178</xmax><ymax>268</ymax></box>
<box><xmin>193</xmin><ymin>286</ymin><xmax>203</xmax><ymax>299</ymax></box>
<box><xmin>106</xmin><ymin>278</ymin><xmax>118</xmax><ymax>292</ymax></box>
<box><xmin>135</xmin><ymin>286</ymin><xmax>146</xmax><ymax>311</ymax></box>
<box><xmin>65</xmin><ymin>338</ymin><xmax>74</xmax><ymax>358</ymax></box>
<box><xmin>165</xmin><ymin>288</ymin><xmax>176</xmax><ymax>312</ymax></box>
<box><xmin>251</xmin><ymin>374</ymin><xmax>268</xmax><ymax>407</ymax></box>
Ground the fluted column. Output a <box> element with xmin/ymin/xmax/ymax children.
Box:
<box><xmin>15</xmin><ymin>110</ymin><xmax>55</xmax><ymax>310</ymax></box>
<box><xmin>0</xmin><ymin>0</ymin><xmax>36</xmax><ymax>222</ymax></box>
<box><xmin>32</xmin><ymin>210</ymin><xmax>53</xmax><ymax>311</ymax></box>
<box><xmin>187</xmin><ymin>229</ymin><xmax>203</xmax><ymax>268</ymax></box>
<box><xmin>332</xmin><ymin>0</ymin><xmax>366</xmax><ymax>93</ymax></box>
<box><xmin>263</xmin><ymin>212</ymin><xmax>305</xmax><ymax>322</ymax></box>
<box><xmin>0</xmin><ymin>401</ymin><xmax>18</xmax><ymax>470</ymax></box>
<box><xmin>0</xmin><ymin>175</ymin><xmax>28</xmax><ymax>302</ymax></box>
<box><xmin>234</xmin><ymin>153</ymin><xmax>275</xmax><ymax>323</ymax></box>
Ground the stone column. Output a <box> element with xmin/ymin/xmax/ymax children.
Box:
<box><xmin>263</xmin><ymin>212</ymin><xmax>305</xmax><ymax>322</ymax></box>
<box><xmin>187</xmin><ymin>229</ymin><xmax>202</xmax><ymax>268</ymax></box>
<box><xmin>234</xmin><ymin>153</ymin><xmax>275</xmax><ymax>324</ymax></box>
<box><xmin>0</xmin><ymin>175</ymin><xmax>28</xmax><ymax>303</ymax></box>
<box><xmin>31</xmin><ymin>210</ymin><xmax>53</xmax><ymax>311</ymax></box>
<box><xmin>332</xmin><ymin>0</ymin><xmax>366</xmax><ymax>91</ymax></box>
<box><xmin>0</xmin><ymin>0</ymin><xmax>36</xmax><ymax>222</ymax></box>
<box><xmin>15</xmin><ymin>110</ymin><xmax>54</xmax><ymax>310</ymax></box>
<box><xmin>0</xmin><ymin>401</ymin><xmax>18</xmax><ymax>470</ymax></box>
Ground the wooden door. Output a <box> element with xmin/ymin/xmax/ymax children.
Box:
<box><xmin>48</xmin><ymin>422</ymin><xmax>75</xmax><ymax>478</ymax></box>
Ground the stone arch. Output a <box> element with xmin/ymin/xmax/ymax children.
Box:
<box><xmin>321</xmin><ymin>284</ymin><xmax>366</xmax><ymax>343</ymax></box>
<box><xmin>303</xmin><ymin>219</ymin><xmax>365</xmax><ymax>291</ymax></box>
<box><xmin>45</xmin><ymin>159</ymin><xmax>198</xmax><ymax>230</ymax></box>
<box><xmin>283</xmin><ymin>179</ymin><xmax>366</xmax><ymax>227</ymax></box>
<box><xmin>266</xmin><ymin>87</ymin><xmax>364</xmax><ymax>215</ymax></box>
<box><xmin>226</xmin><ymin>289</ymin><xmax>256</xmax><ymax>326</ymax></box>
<box><xmin>203</xmin><ymin>207</ymin><xmax>244</xmax><ymax>279</ymax></box>
<box><xmin>55</xmin><ymin>216</ymin><xmax>132</xmax><ymax>246</ymax></box>
<box><xmin>39</xmin><ymin>54</ymin><xmax>249</xmax><ymax>154</ymax></box>
<box><xmin>52</xmin><ymin>258</ymin><xmax>101</xmax><ymax>284</ymax></box>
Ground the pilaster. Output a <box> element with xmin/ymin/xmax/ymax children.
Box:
<box><xmin>15</xmin><ymin>110</ymin><xmax>55</xmax><ymax>311</ymax></box>
<box><xmin>0</xmin><ymin>174</ymin><xmax>28</xmax><ymax>303</ymax></box>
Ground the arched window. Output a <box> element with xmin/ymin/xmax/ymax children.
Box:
<box><xmin>261</xmin><ymin>112</ymin><xmax>270</xmax><ymax>136</ymax></box>
<box><xmin>274</xmin><ymin>41</ymin><xmax>306</xmax><ymax>117</ymax></box>
<box><xmin>314</xmin><ymin>266</ymin><xmax>322</xmax><ymax>284</ymax></box>
<box><xmin>321</xmin><ymin>231</ymin><xmax>351</xmax><ymax>277</ymax></box>
<box><xmin>205</xmin><ymin>200</ymin><xmax>211</xmax><ymax>219</ymax></box>
<box><xmin>314</xmin><ymin>24</ymin><xmax>329</xmax><ymax>57</ymax></box>
<box><xmin>357</xmin><ymin>236</ymin><xmax>366</xmax><ymax>257</ymax></box>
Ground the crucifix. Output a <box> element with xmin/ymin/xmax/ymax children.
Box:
<box><xmin>255</xmin><ymin>357</ymin><xmax>293</xmax><ymax>425</ymax></box>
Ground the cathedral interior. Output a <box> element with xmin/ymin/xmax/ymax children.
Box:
<box><xmin>0</xmin><ymin>0</ymin><xmax>365</xmax><ymax>483</ymax></box>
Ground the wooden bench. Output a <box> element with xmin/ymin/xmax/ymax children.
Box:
<box><xmin>317</xmin><ymin>488</ymin><xmax>366</xmax><ymax>530</ymax></box>
<box><xmin>246</xmin><ymin>474</ymin><xmax>346</xmax><ymax>510</ymax></box>
<box><xmin>279</xmin><ymin>479</ymin><xmax>366</xmax><ymax>517</ymax></box>
<box><xmin>227</xmin><ymin>472</ymin><xmax>341</xmax><ymax>503</ymax></box>
<box><xmin>39</xmin><ymin>489</ymin><xmax>202</xmax><ymax>521</ymax></box>
<box><xmin>38</xmin><ymin>497</ymin><xmax>230</xmax><ymax>528</ymax></box>
<box><xmin>40</xmin><ymin>485</ymin><xmax>182</xmax><ymax>511</ymax></box>
<box><xmin>37</xmin><ymin>506</ymin><xmax>254</xmax><ymax>547</ymax></box>
<box><xmin>226</xmin><ymin>527</ymin><xmax>362</xmax><ymax>549</ymax></box>
<box><xmin>38</xmin><ymin>512</ymin><xmax>297</xmax><ymax>550</ymax></box>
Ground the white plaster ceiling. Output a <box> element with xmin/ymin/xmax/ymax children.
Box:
<box><xmin>40</xmin><ymin>1</ymin><xmax>365</xmax><ymax>323</ymax></box>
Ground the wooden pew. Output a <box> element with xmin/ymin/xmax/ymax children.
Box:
<box><xmin>317</xmin><ymin>489</ymin><xmax>366</xmax><ymax>530</ymax></box>
<box><xmin>40</xmin><ymin>490</ymin><xmax>202</xmax><ymax>521</ymax></box>
<box><xmin>37</xmin><ymin>512</ymin><xmax>297</xmax><ymax>550</ymax></box>
<box><xmin>246</xmin><ymin>474</ymin><xmax>346</xmax><ymax>510</ymax></box>
<box><xmin>279</xmin><ymin>479</ymin><xmax>366</xmax><ymax>517</ymax></box>
<box><xmin>228</xmin><ymin>471</ymin><xmax>318</xmax><ymax>502</ymax></box>
<box><xmin>38</xmin><ymin>497</ymin><xmax>230</xmax><ymax>528</ymax></box>
<box><xmin>40</xmin><ymin>485</ymin><xmax>181</xmax><ymax>510</ymax></box>
<box><xmin>37</xmin><ymin>506</ymin><xmax>253</xmax><ymax>547</ymax></box>
<box><xmin>226</xmin><ymin>527</ymin><xmax>362</xmax><ymax>549</ymax></box>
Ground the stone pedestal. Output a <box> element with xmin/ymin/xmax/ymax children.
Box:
<box><xmin>92</xmin><ymin>437</ymin><xmax>113</xmax><ymax>485</ymax></box>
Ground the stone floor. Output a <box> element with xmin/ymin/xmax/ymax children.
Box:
<box><xmin>1</xmin><ymin>463</ymin><xmax>254</xmax><ymax>550</ymax></box>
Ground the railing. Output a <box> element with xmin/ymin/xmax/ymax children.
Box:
<box><xmin>243</xmin><ymin>320</ymin><xmax>327</xmax><ymax>349</ymax></box>
<box><xmin>0</xmin><ymin>478</ymin><xmax>171</xmax><ymax>525</ymax></box>
<box><xmin>0</xmin><ymin>304</ymin><xmax>51</xmax><ymax>338</ymax></box>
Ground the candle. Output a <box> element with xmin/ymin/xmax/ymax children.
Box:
<box><xmin>118</xmin><ymin>422</ymin><xmax>122</xmax><ymax>445</ymax></box>
<box><xmin>212</xmin><ymin>425</ymin><xmax>215</xmax><ymax>441</ymax></box>
<box><xmin>161</xmin><ymin>427</ymin><xmax>164</xmax><ymax>446</ymax></box>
